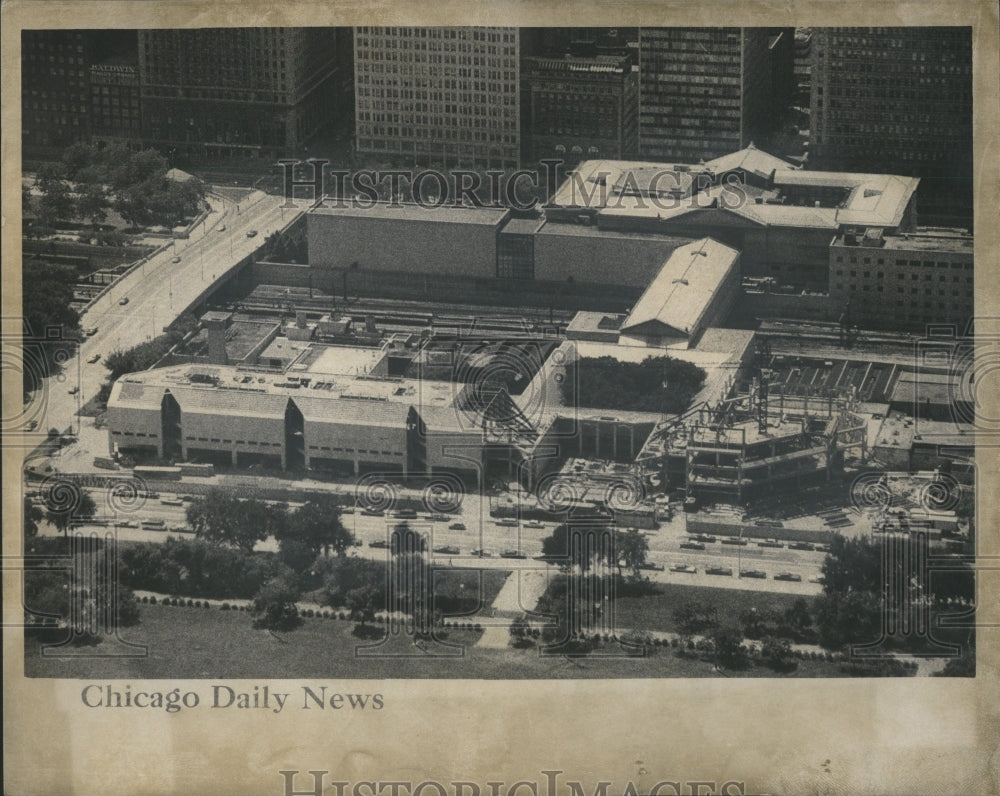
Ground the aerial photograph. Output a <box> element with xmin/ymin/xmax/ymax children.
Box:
<box><xmin>17</xmin><ymin>25</ymin><xmax>976</xmax><ymax>679</ymax></box>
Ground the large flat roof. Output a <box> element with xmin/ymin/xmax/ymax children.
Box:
<box><xmin>309</xmin><ymin>200</ymin><xmax>510</xmax><ymax>226</ymax></box>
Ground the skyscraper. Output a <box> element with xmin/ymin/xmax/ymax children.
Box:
<box><xmin>353</xmin><ymin>27</ymin><xmax>520</xmax><ymax>169</ymax></box>
<box><xmin>638</xmin><ymin>28</ymin><xmax>774</xmax><ymax>163</ymax></box>
<box><xmin>21</xmin><ymin>30</ymin><xmax>95</xmax><ymax>151</ymax></box>
<box><xmin>809</xmin><ymin>27</ymin><xmax>972</xmax><ymax>224</ymax></box>
<box><xmin>137</xmin><ymin>28</ymin><xmax>342</xmax><ymax>161</ymax></box>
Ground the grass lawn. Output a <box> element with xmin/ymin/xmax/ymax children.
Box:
<box><xmin>22</xmin><ymin>602</ymin><xmax>872</xmax><ymax>679</ymax></box>
<box><xmin>611</xmin><ymin>582</ymin><xmax>814</xmax><ymax>636</ymax></box>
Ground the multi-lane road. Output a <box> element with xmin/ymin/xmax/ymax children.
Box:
<box><xmin>35</xmin><ymin>484</ymin><xmax>825</xmax><ymax>594</ymax></box>
<box><xmin>32</xmin><ymin>189</ymin><xmax>302</xmax><ymax>442</ymax></box>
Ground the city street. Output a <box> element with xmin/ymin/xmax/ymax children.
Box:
<box><xmin>30</xmin><ymin>189</ymin><xmax>302</xmax><ymax>442</ymax></box>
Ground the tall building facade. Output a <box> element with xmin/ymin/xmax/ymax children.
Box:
<box><xmin>638</xmin><ymin>28</ymin><xmax>774</xmax><ymax>162</ymax></box>
<box><xmin>90</xmin><ymin>61</ymin><xmax>141</xmax><ymax>146</ymax></box>
<box><xmin>809</xmin><ymin>27</ymin><xmax>973</xmax><ymax>224</ymax></box>
<box><xmin>521</xmin><ymin>53</ymin><xmax>638</xmax><ymax>163</ymax></box>
<box><xmin>353</xmin><ymin>27</ymin><xmax>520</xmax><ymax>169</ymax></box>
<box><xmin>21</xmin><ymin>30</ymin><xmax>94</xmax><ymax>151</ymax></box>
<box><xmin>137</xmin><ymin>28</ymin><xmax>342</xmax><ymax>160</ymax></box>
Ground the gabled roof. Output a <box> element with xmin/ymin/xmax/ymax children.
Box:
<box><xmin>704</xmin><ymin>144</ymin><xmax>797</xmax><ymax>180</ymax></box>
<box><xmin>621</xmin><ymin>238</ymin><xmax>739</xmax><ymax>338</ymax></box>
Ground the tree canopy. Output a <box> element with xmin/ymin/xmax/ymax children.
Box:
<box><xmin>560</xmin><ymin>355</ymin><xmax>706</xmax><ymax>414</ymax></box>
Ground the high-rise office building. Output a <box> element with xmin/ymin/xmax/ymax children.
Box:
<box><xmin>521</xmin><ymin>52</ymin><xmax>638</xmax><ymax>163</ymax></box>
<box><xmin>638</xmin><ymin>28</ymin><xmax>774</xmax><ymax>163</ymax></box>
<box><xmin>353</xmin><ymin>27</ymin><xmax>520</xmax><ymax>169</ymax></box>
<box><xmin>21</xmin><ymin>30</ymin><xmax>95</xmax><ymax>151</ymax></box>
<box><xmin>809</xmin><ymin>27</ymin><xmax>972</xmax><ymax>224</ymax></box>
<box><xmin>137</xmin><ymin>28</ymin><xmax>342</xmax><ymax>160</ymax></box>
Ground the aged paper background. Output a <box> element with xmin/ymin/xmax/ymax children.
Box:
<box><xmin>3</xmin><ymin>2</ymin><xmax>999</xmax><ymax>795</ymax></box>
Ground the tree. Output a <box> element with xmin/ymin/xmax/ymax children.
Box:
<box><xmin>186</xmin><ymin>489</ymin><xmax>284</xmax><ymax>552</ymax></box>
<box><xmin>45</xmin><ymin>488</ymin><xmax>97</xmax><ymax>536</ymax></box>
<box><xmin>77</xmin><ymin>183</ymin><xmax>109</xmax><ymax>229</ymax></box>
<box><xmin>346</xmin><ymin>584</ymin><xmax>381</xmax><ymax>627</ymax></box>
<box><xmin>761</xmin><ymin>635</ymin><xmax>795</xmax><ymax>672</ymax></box>
<box><xmin>319</xmin><ymin>556</ymin><xmax>385</xmax><ymax>610</ymax></box>
<box><xmin>251</xmin><ymin>577</ymin><xmax>301</xmax><ymax>631</ymax></box>
<box><xmin>35</xmin><ymin>167</ymin><xmax>75</xmax><ymax>227</ymax></box>
<box><xmin>712</xmin><ymin>626</ymin><xmax>749</xmax><ymax>670</ymax></box>
<box><xmin>24</xmin><ymin>497</ymin><xmax>43</xmax><ymax>537</ymax></box>
<box><xmin>284</xmin><ymin>497</ymin><xmax>352</xmax><ymax>556</ymax></box>
<box><xmin>613</xmin><ymin>528</ymin><xmax>649</xmax><ymax>580</ymax></box>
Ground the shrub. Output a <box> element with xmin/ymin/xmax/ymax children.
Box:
<box><xmin>221</xmin><ymin>603</ymin><xmax>230</xmax><ymax>611</ymax></box>
<box><xmin>148</xmin><ymin>595</ymin><xmax>156</xmax><ymax>605</ymax></box>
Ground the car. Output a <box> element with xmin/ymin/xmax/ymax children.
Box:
<box><xmin>638</xmin><ymin>562</ymin><xmax>665</xmax><ymax>571</ymax></box>
<box><xmin>500</xmin><ymin>550</ymin><xmax>526</xmax><ymax>559</ymax></box>
<box><xmin>360</xmin><ymin>508</ymin><xmax>384</xmax><ymax>517</ymax></box>
<box><xmin>679</xmin><ymin>541</ymin><xmax>705</xmax><ymax>551</ymax></box>
<box><xmin>808</xmin><ymin>576</ymin><xmax>824</xmax><ymax>584</ymax></box>
<box><xmin>524</xmin><ymin>519</ymin><xmax>545</xmax><ymax>529</ymax></box>
<box><xmin>25</xmin><ymin>420</ymin><xmax>38</xmax><ymax>431</ymax></box>
<box><xmin>813</xmin><ymin>544</ymin><xmax>831</xmax><ymax>553</ymax></box>
<box><xmin>246</xmin><ymin>229</ymin><xmax>258</xmax><ymax>238</ymax></box>
<box><xmin>180</xmin><ymin>495</ymin><xmax>195</xmax><ymax>502</ymax></box>
<box><xmin>774</xmin><ymin>572</ymin><xmax>803</xmax><ymax>582</ymax></box>
<box><xmin>118</xmin><ymin>520</ymin><xmax>139</xmax><ymax>529</ymax></box>
<box><xmin>471</xmin><ymin>549</ymin><xmax>493</xmax><ymax>557</ymax></box>
<box><xmin>68</xmin><ymin>386</ymin><xmax>79</xmax><ymax>395</ymax></box>
<box><xmin>394</xmin><ymin>508</ymin><xmax>418</xmax><ymax>519</ymax></box>
<box><xmin>85</xmin><ymin>327</ymin><xmax>98</xmax><ymax>337</ymax></box>
<box><xmin>495</xmin><ymin>518</ymin><xmax>518</xmax><ymax>527</ymax></box>
<box><xmin>757</xmin><ymin>540</ymin><xmax>784</xmax><ymax>549</ymax></box>
<box><xmin>87</xmin><ymin>353</ymin><xmax>101</xmax><ymax>364</ymax></box>
<box><xmin>119</xmin><ymin>296</ymin><xmax>129</xmax><ymax>306</ymax></box>
<box><xmin>706</xmin><ymin>566</ymin><xmax>733</xmax><ymax>576</ymax></box>
<box><xmin>339</xmin><ymin>506</ymin><xmax>355</xmax><ymax>514</ymax></box>
<box><xmin>217</xmin><ymin>225</ymin><xmax>226</xmax><ymax>232</ymax></box>
<box><xmin>720</xmin><ymin>536</ymin><xmax>748</xmax><ymax>546</ymax></box>
<box><xmin>670</xmin><ymin>564</ymin><xmax>697</xmax><ymax>574</ymax></box>
<box><xmin>352</xmin><ymin>537</ymin><xmax>363</xmax><ymax>547</ymax></box>
<box><xmin>695</xmin><ymin>534</ymin><xmax>717</xmax><ymax>543</ymax></box>
<box><xmin>789</xmin><ymin>542</ymin><xmax>815</xmax><ymax>551</ymax></box>
<box><xmin>159</xmin><ymin>497</ymin><xmax>183</xmax><ymax>506</ymax></box>
<box><xmin>171</xmin><ymin>255</ymin><xmax>181</xmax><ymax>263</ymax></box>
<box><xmin>368</xmin><ymin>540</ymin><xmax>389</xmax><ymax>549</ymax></box>
<box><xmin>433</xmin><ymin>545</ymin><xmax>460</xmax><ymax>555</ymax></box>
<box><xmin>740</xmin><ymin>569</ymin><xmax>767</xmax><ymax>579</ymax></box>
<box><xmin>427</xmin><ymin>513</ymin><xmax>450</xmax><ymax>522</ymax></box>
<box><xmin>449</xmin><ymin>522</ymin><xmax>467</xmax><ymax>531</ymax></box>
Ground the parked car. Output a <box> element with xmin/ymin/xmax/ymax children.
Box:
<box><xmin>638</xmin><ymin>562</ymin><xmax>666</xmax><ymax>571</ymax></box>
<box><xmin>118</xmin><ymin>297</ymin><xmax>129</xmax><ymax>305</ymax></box>
<box><xmin>670</xmin><ymin>564</ymin><xmax>697</xmax><ymax>574</ymax></box>
<box><xmin>495</xmin><ymin>518</ymin><xmax>518</xmax><ymax>527</ymax></box>
<box><xmin>25</xmin><ymin>420</ymin><xmax>38</xmax><ymax>431</ymax></box>
<box><xmin>706</xmin><ymin>566</ymin><xmax>733</xmax><ymax>576</ymax></box>
<box><xmin>471</xmin><ymin>549</ymin><xmax>493</xmax><ymax>557</ymax></box>
<box><xmin>757</xmin><ymin>540</ymin><xmax>784</xmax><ymax>549</ymax></box>
<box><xmin>87</xmin><ymin>353</ymin><xmax>101</xmax><ymax>364</ymax></box>
<box><xmin>84</xmin><ymin>326</ymin><xmax>98</xmax><ymax>337</ymax></box>
<box><xmin>449</xmin><ymin>522</ymin><xmax>466</xmax><ymax>531</ymax></box>
<box><xmin>740</xmin><ymin>569</ymin><xmax>767</xmax><ymax>579</ymax></box>
<box><xmin>68</xmin><ymin>386</ymin><xmax>79</xmax><ymax>395</ymax></box>
<box><xmin>360</xmin><ymin>508</ymin><xmax>384</xmax><ymax>517</ymax></box>
<box><xmin>721</xmin><ymin>536</ymin><xmax>748</xmax><ymax>546</ymax></box>
<box><xmin>368</xmin><ymin>540</ymin><xmax>389</xmax><ymax>549</ymax></box>
<box><xmin>500</xmin><ymin>550</ymin><xmax>526</xmax><ymax>559</ymax></box>
<box><xmin>679</xmin><ymin>541</ymin><xmax>705</xmax><ymax>551</ymax></box>
<box><xmin>246</xmin><ymin>229</ymin><xmax>258</xmax><ymax>238</ymax></box>
<box><xmin>789</xmin><ymin>542</ymin><xmax>815</xmax><ymax>551</ymax></box>
<box><xmin>428</xmin><ymin>513</ymin><xmax>450</xmax><ymax>522</ymax></box>
<box><xmin>775</xmin><ymin>572</ymin><xmax>803</xmax><ymax>582</ymax></box>
<box><xmin>524</xmin><ymin>519</ymin><xmax>545</xmax><ymax>529</ymax></box>
<box><xmin>171</xmin><ymin>255</ymin><xmax>181</xmax><ymax>263</ymax></box>
<box><xmin>433</xmin><ymin>545</ymin><xmax>460</xmax><ymax>555</ymax></box>
<box><xmin>217</xmin><ymin>225</ymin><xmax>226</xmax><ymax>232</ymax></box>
